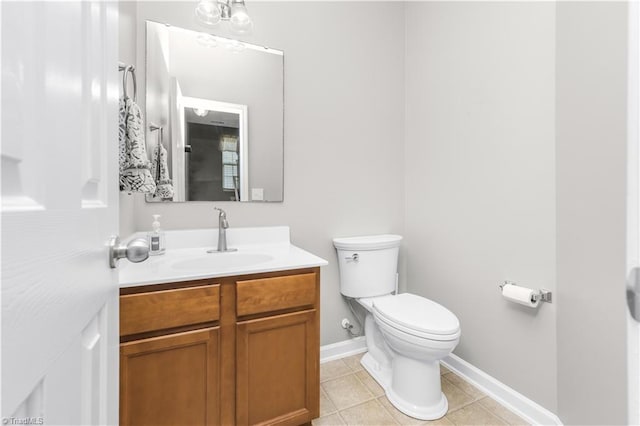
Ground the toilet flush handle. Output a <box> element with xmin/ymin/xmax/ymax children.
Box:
<box><xmin>345</xmin><ymin>253</ymin><xmax>359</xmax><ymax>262</ymax></box>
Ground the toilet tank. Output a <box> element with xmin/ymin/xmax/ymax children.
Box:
<box><xmin>333</xmin><ymin>234</ymin><xmax>402</xmax><ymax>298</ymax></box>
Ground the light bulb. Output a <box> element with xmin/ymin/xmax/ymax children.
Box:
<box><xmin>230</xmin><ymin>1</ymin><xmax>253</xmax><ymax>34</ymax></box>
<box><xmin>195</xmin><ymin>0</ymin><xmax>222</xmax><ymax>27</ymax></box>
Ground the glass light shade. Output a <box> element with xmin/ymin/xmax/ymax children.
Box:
<box><xmin>193</xmin><ymin>108</ymin><xmax>209</xmax><ymax>117</ymax></box>
<box><xmin>224</xmin><ymin>39</ymin><xmax>246</xmax><ymax>53</ymax></box>
<box><xmin>229</xmin><ymin>2</ymin><xmax>253</xmax><ymax>34</ymax></box>
<box><xmin>196</xmin><ymin>33</ymin><xmax>218</xmax><ymax>48</ymax></box>
<box><xmin>195</xmin><ymin>0</ymin><xmax>222</xmax><ymax>27</ymax></box>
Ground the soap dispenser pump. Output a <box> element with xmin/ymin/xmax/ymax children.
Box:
<box><xmin>148</xmin><ymin>214</ymin><xmax>166</xmax><ymax>255</ymax></box>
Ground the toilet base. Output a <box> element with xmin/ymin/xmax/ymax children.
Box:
<box><xmin>360</xmin><ymin>352</ymin><xmax>449</xmax><ymax>421</ymax></box>
<box><xmin>387</xmin><ymin>386</ymin><xmax>448</xmax><ymax>420</ymax></box>
<box><xmin>361</xmin><ymin>352</ymin><xmax>392</xmax><ymax>389</ymax></box>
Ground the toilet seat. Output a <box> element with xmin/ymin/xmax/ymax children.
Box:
<box><xmin>372</xmin><ymin>293</ymin><xmax>460</xmax><ymax>341</ymax></box>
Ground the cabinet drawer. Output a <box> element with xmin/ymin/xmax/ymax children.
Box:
<box><xmin>236</xmin><ymin>273</ymin><xmax>316</xmax><ymax>317</ymax></box>
<box><xmin>121</xmin><ymin>285</ymin><xmax>220</xmax><ymax>336</ymax></box>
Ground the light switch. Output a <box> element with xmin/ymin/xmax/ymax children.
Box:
<box><xmin>251</xmin><ymin>188</ymin><xmax>264</xmax><ymax>201</ymax></box>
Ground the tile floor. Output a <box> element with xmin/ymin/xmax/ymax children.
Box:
<box><xmin>315</xmin><ymin>353</ymin><xmax>528</xmax><ymax>426</ymax></box>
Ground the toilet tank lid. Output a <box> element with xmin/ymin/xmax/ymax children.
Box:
<box><xmin>333</xmin><ymin>234</ymin><xmax>402</xmax><ymax>250</ymax></box>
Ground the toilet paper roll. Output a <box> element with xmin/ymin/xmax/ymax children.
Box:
<box><xmin>502</xmin><ymin>284</ymin><xmax>539</xmax><ymax>308</ymax></box>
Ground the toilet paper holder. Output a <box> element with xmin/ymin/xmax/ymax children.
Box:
<box><xmin>499</xmin><ymin>281</ymin><xmax>553</xmax><ymax>303</ymax></box>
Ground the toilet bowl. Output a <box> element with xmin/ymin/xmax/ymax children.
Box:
<box><xmin>372</xmin><ymin>293</ymin><xmax>460</xmax><ymax>419</ymax></box>
<box><xmin>333</xmin><ymin>235</ymin><xmax>461</xmax><ymax>420</ymax></box>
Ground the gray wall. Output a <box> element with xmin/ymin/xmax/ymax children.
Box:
<box><xmin>404</xmin><ymin>2</ymin><xmax>558</xmax><ymax>411</ymax></box>
<box><xmin>120</xmin><ymin>2</ymin><xmax>407</xmax><ymax>347</ymax></box>
<box><xmin>556</xmin><ymin>2</ymin><xmax>629</xmax><ymax>424</ymax></box>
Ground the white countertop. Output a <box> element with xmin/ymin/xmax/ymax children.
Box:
<box><xmin>119</xmin><ymin>226</ymin><xmax>328</xmax><ymax>287</ymax></box>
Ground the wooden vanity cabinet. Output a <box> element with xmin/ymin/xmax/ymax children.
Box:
<box><xmin>119</xmin><ymin>282</ymin><xmax>222</xmax><ymax>426</ymax></box>
<box><xmin>120</xmin><ymin>327</ymin><xmax>220</xmax><ymax>426</ymax></box>
<box><xmin>119</xmin><ymin>268</ymin><xmax>320</xmax><ymax>426</ymax></box>
<box><xmin>236</xmin><ymin>310</ymin><xmax>318</xmax><ymax>425</ymax></box>
<box><xmin>235</xmin><ymin>272</ymin><xmax>320</xmax><ymax>425</ymax></box>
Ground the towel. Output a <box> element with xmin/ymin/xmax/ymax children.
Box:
<box><xmin>119</xmin><ymin>97</ymin><xmax>156</xmax><ymax>193</ymax></box>
<box><xmin>151</xmin><ymin>139</ymin><xmax>174</xmax><ymax>200</ymax></box>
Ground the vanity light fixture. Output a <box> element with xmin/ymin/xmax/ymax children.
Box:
<box><xmin>193</xmin><ymin>108</ymin><xmax>209</xmax><ymax>117</ymax></box>
<box><xmin>195</xmin><ymin>0</ymin><xmax>253</xmax><ymax>34</ymax></box>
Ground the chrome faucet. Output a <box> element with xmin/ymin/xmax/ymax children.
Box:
<box><xmin>208</xmin><ymin>207</ymin><xmax>237</xmax><ymax>253</ymax></box>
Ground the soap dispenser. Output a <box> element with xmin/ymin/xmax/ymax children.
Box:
<box><xmin>148</xmin><ymin>214</ymin><xmax>166</xmax><ymax>255</ymax></box>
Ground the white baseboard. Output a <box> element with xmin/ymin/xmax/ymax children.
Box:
<box><xmin>320</xmin><ymin>336</ymin><xmax>367</xmax><ymax>363</ymax></box>
<box><xmin>442</xmin><ymin>353</ymin><xmax>562</xmax><ymax>426</ymax></box>
<box><xmin>319</xmin><ymin>338</ymin><xmax>562</xmax><ymax>425</ymax></box>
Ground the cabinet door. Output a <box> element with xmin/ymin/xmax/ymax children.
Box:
<box><xmin>236</xmin><ymin>310</ymin><xmax>319</xmax><ymax>426</ymax></box>
<box><xmin>120</xmin><ymin>327</ymin><xmax>220</xmax><ymax>426</ymax></box>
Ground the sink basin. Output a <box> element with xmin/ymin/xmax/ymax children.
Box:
<box><xmin>171</xmin><ymin>252</ymin><xmax>274</xmax><ymax>271</ymax></box>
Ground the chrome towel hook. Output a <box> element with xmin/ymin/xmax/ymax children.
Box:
<box><xmin>118</xmin><ymin>62</ymin><xmax>137</xmax><ymax>101</ymax></box>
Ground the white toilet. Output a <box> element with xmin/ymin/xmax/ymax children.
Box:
<box><xmin>333</xmin><ymin>234</ymin><xmax>461</xmax><ymax>420</ymax></box>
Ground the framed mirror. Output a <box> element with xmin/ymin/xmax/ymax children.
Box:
<box><xmin>145</xmin><ymin>21</ymin><xmax>284</xmax><ymax>202</ymax></box>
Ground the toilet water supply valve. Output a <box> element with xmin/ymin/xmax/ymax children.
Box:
<box><xmin>341</xmin><ymin>318</ymin><xmax>354</xmax><ymax>331</ymax></box>
<box><xmin>342</xmin><ymin>298</ymin><xmax>364</xmax><ymax>337</ymax></box>
<box><xmin>342</xmin><ymin>252</ymin><xmax>362</xmax><ymax>335</ymax></box>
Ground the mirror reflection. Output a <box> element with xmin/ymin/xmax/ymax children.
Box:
<box><xmin>183</xmin><ymin>98</ymin><xmax>247</xmax><ymax>202</ymax></box>
<box><xmin>145</xmin><ymin>21</ymin><xmax>284</xmax><ymax>202</ymax></box>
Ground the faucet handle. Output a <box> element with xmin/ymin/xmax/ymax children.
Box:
<box><xmin>214</xmin><ymin>206</ymin><xmax>226</xmax><ymax>217</ymax></box>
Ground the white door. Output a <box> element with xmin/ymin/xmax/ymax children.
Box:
<box><xmin>2</xmin><ymin>2</ymin><xmax>120</xmax><ymax>424</ymax></box>
<box><xmin>629</xmin><ymin>3</ymin><xmax>640</xmax><ymax>425</ymax></box>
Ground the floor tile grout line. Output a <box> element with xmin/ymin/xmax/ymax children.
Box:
<box><xmin>374</xmin><ymin>395</ymin><xmax>405</xmax><ymax>425</ymax></box>
<box><xmin>321</xmin><ymin>371</ymin><xmax>378</xmax><ymax>413</ymax></box>
<box><xmin>445</xmin><ymin>398</ymin><xmax>482</xmax><ymax>416</ymax></box>
<box><xmin>325</xmin><ymin>387</ymin><xmax>487</xmax><ymax>424</ymax></box>
<box><xmin>348</xmin><ymin>367</ymin><xmax>416</xmax><ymax>425</ymax></box>
<box><xmin>320</xmin><ymin>360</ymin><xmax>348</xmax><ymax>381</ymax></box>
<box><xmin>442</xmin><ymin>372</ymin><xmax>487</xmax><ymax>406</ymax></box>
<box><xmin>320</xmin><ymin>368</ymin><xmax>360</xmax><ymax>384</ymax></box>
<box><xmin>320</xmin><ymin>355</ymin><xmax>365</xmax><ymax>384</ymax></box>
<box><xmin>462</xmin><ymin>401</ymin><xmax>509</xmax><ymax>425</ymax></box>
<box><xmin>319</xmin><ymin>386</ymin><xmax>339</xmax><ymax>418</ymax></box>
<box><xmin>477</xmin><ymin>402</ymin><xmax>524</xmax><ymax>426</ymax></box>
<box><xmin>347</xmin><ymin>372</ymin><xmax>398</xmax><ymax>424</ymax></box>
<box><xmin>330</xmin><ymin>396</ymin><xmax>380</xmax><ymax>413</ymax></box>
<box><xmin>335</xmin><ymin>408</ymin><xmax>348</xmax><ymax>426</ymax></box>
<box><xmin>475</xmin><ymin>398</ymin><xmax>508</xmax><ymax>424</ymax></box>
<box><xmin>476</xmin><ymin>397</ymin><xmax>529</xmax><ymax>425</ymax></box>
<box><xmin>350</xmin><ymin>368</ymin><xmax>378</xmax><ymax>398</ymax></box>
<box><xmin>349</xmin><ymin>372</ymin><xmax>397</xmax><ymax>422</ymax></box>
<box><xmin>321</xmin><ymin>357</ymin><xmax>522</xmax><ymax>425</ymax></box>
<box><xmin>334</xmin><ymin>365</ymin><xmax>473</xmax><ymax>421</ymax></box>
<box><xmin>338</xmin><ymin>397</ymin><xmax>401</xmax><ymax>426</ymax></box>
